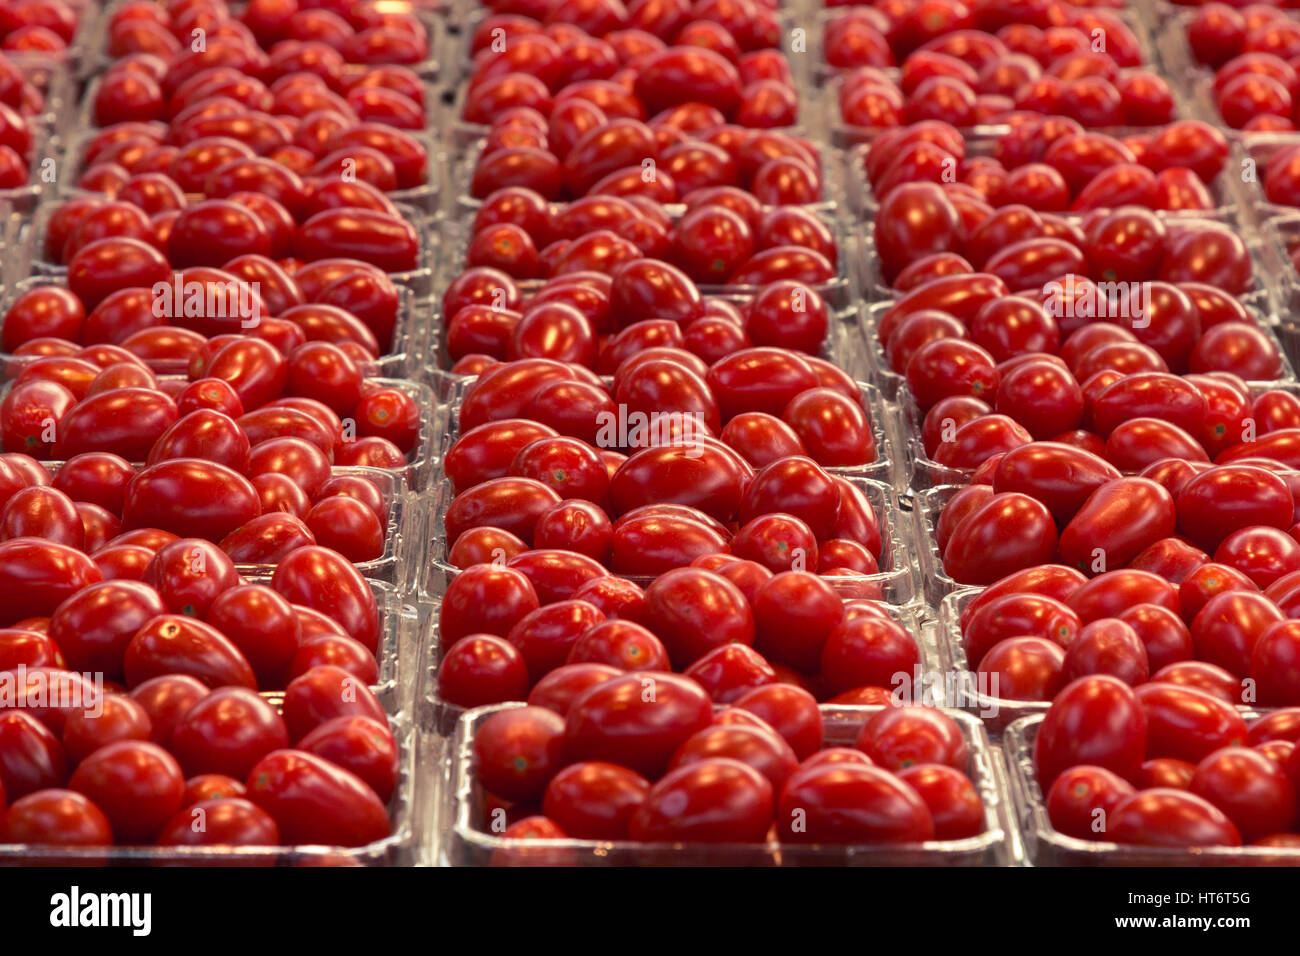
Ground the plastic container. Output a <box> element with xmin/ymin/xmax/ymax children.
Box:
<box><xmin>1004</xmin><ymin>713</ymin><xmax>1300</xmax><ymax>866</ymax></box>
<box><xmin>419</xmin><ymin>600</ymin><xmax>936</xmax><ymax>739</ymax></box>
<box><xmin>425</xmin><ymin>475</ymin><xmax>918</xmax><ymax>608</ymax></box>
<box><xmin>0</xmin><ymin>274</ymin><xmax>430</xmax><ymax>381</ymax></box>
<box><xmin>15</xmin><ymin>198</ymin><xmax>439</xmax><ymax>299</ymax></box>
<box><xmin>0</xmin><ymin>708</ymin><xmax>417</xmax><ymax>866</ymax></box>
<box><xmin>911</xmin><ymin>483</ymin><xmax>965</xmax><ymax>607</ymax></box>
<box><xmin>846</xmin><ymin>133</ymin><xmax>1240</xmax><ymax>223</ymax></box>
<box><xmin>436</xmin><ymin>206</ymin><xmax>856</xmax><ymax>305</ymax></box>
<box><xmin>0</xmin><ymin>372</ymin><xmax>438</xmax><ymax>491</ymax></box>
<box><xmin>436</xmin><ymin>374</ymin><xmax>897</xmax><ymax>483</ymax></box>
<box><xmin>935</xmin><ymin>589</ymin><xmax>1054</xmax><ymax>736</ymax></box>
<box><xmin>438</xmin><ymin>701</ymin><xmax>1016</xmax><ymax>866</ymax></box>
<box><xmin>448</xmin><ymin>133</ymin><xmax>847</xmax><ymax>218</ymax></box>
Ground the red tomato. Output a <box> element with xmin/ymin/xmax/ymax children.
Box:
<box><xmin>1034</xmin><ymin>675</ymin><xmax>1147</xmax><ymax>787</ymax></box>
<box><xmin>245</xmin><ymin>748</ymin><xmax>390</xmax><ymax>847</ymax></box>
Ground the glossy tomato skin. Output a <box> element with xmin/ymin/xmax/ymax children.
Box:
<box><xmin>67</xmin><ymin>740</ymin><xmax>185</xmax><ymax>843</ymax></box>
<box><xmin>122</xmin><ymin>459</ymin><xmax>260</xmax><ymax>543</ymax></box>
<box><xmin>542</xmin><ymin>760</ymin><xmax>650</xmax><ymax>840</ymax></box>
<box><xmin>779</xmin><ymin>762</ymin><xmax>935</xmax><ymax>844</ymax></box>
<box><xmin>0</xmin><ymin>539</ymin><xmax>103</xmax><ymax>627</ymax></box>
<box><xmin>1045</xmin><ymin>764</ymin><xmax>1136</xmax><ymax>840</ymax></box>
<box><xmin>47</xmin><ymin>580</ymin><xmax>168</xmax><ymax>682</ymax></box>
<box><xmin>170</xmin><ymin>687</ymin><xmax>290</xmax><ymax>780</ymax></box>
<box><xmin>297</xmin><ymin>716</ymin><xmax>399</xmax><ymax>804</ymax></box>
<box><xmin>1176</xmin><ymin>465</ymin><xmax>1294</xmax><ymax>551</ymax></box>
<box><xmin>271</xmin><ymin>546</ymin><xmax>380</xmax><ymax>654</ymax></box>
<box><xmin>0</xmin><ymin>711</ymin><xmax>67</xmax><ymax>800</ymax></box>
<box><xmin>856</xmin><ymin>706</ymin><xmax>969</xmax><ymax>771</ymax></box>
<box><xmin>1058</xmin><ymin>478</ymin><xmax>1177</xmax><ymax>574</ymax></box>
<box><xmin>472</xmin><ymin>705</ymin><xmax>566</xmax><ymax>805</ymax></box>
<box><xmin>640</xmin><ymin>568</ymin><xmax>754</xmax><ymax>669</ymax></box>
<box><xmin>1035</xmin><ymin>675</ymin><xmax>1147</xmax><ymax>788</ymax></box>
<box><xmin>124</xmin><ymin>614</ymin><xmax>258</xmax><ymax>690</ymax></box>
<box><xmin>564</xmin><ymin>671</ymin><xmax>713</xmax><ymax>778</ymax></box>
<box><xmin>1108</xmin><ymin>788</ymin><xmax>1242</xmax><ymax>848</ymax></box>
<box><xmin>943</xmin><ymin>492</ymin><xmax>1058</xmax><ymax>585</ymax></box>
<box><xmin>1189</xmin><ymin>745</ymin><xmax>1299</xmax><ymax>841</ymax></box>
<box><xmin>1137</xmin><ymin>682</ymin><xmax>1249</xmax><ymax>764</ymax></box>
<box><xmin>245</xmin><ymin>748</ymin><xmax>390</xmax><ymax>847</ymax></box>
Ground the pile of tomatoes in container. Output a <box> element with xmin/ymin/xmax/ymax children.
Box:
<box><xmin>4</xmin><ymin>0</ymin><xmax>1300</xmax><ymax>869</ymax></box>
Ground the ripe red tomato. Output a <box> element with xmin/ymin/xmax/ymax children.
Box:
<box><xmin>1035</xmin><ymin>675</ymin><xmax>1147</xmax><ymax>787</ymax></box>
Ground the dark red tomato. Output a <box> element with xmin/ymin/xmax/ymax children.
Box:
<box><xmin>874</xmin><ymin>182</ymin><xmax>962</xmax><ymax>282</ymax></box>
<box><xmin>1034</xmin><ymin>675</ymin><xmax>1147</xmax><ymax>787</ymax></box>
<box><xmin>246</xmin><ymin>749</ymin><xmax>391</xmax><ymax>847</ymax></box>
<box><xmin>670</xmin><ymin>722</ymin><xmax>799</xmax><ymax>795</ymax></box>
<box><xmin>1045</xmin><ymin>763</ymin><xmax>1137</xmax><ymax>840</ymax></box>
<box><xmin>170</xmin><ymin>687</ymin><xmax>289</xmax><ymax>780</ymax></box>
<box><xmin>905</xmin><ymin>338</ymin><xmax>999</xmax><ymax>412</ymax></box>
<box><xmin>964</xmin><ymin>593</ymin><xmax>1081</xmax><ymax>666</ymax></box>
<box><xmin>820</xmin><ymin>614</ymin><xmax>920</xmax><ymax>697</ymax></box>
<box><xmin>732</xmin><ymin>684</ymin><xmax>823</xmax><ymax>761</ymax></box>
<box><xmin>1137</xmin><ymin>682</ymin><xmax>1248</xmax><ymax>764</ymax></box>
<box><xmin>281</xmin><ymin>664</ymin><xmax>387</xmax><ymax>744</ymax></box>
<box><xmin>526</xmin><ymin>663</ymin><xmax>623</xmax><ymax>716</ymax></box>
<box><xmin>1252</xmin><ymin>620</ymin><xmax>1300</xmax><ymax>707</ymax></box>
<box><xmin>566</xmin><ymin>619</ymin><xmax>669</xmax><ymax>673</ymax></box>
<box><xmin>1176</xmin><ymin>465</ymin><xmax>1294</xmax><ymax>552</ymax></box>
<box><xmin>47</xmin><ymin>579</ymin><xmax>167</xmax><ymax>682</ymax></box>
<box><xmin>640</xmin><ymin>567</ymin><xmax>753</xmax><ymax>668</ymax></box>
<box><xmin>751</xmin><ymin>572</ymin><xmax>843</xmax><ymax>673</ymax></box>
<box><xmin>857</xmin><ymin>706</ymin><xmax>969</xmax><ymax>771</ymax></box>
<box><xmin>67</xmin><ymin>739</ymin><xmax>184</xmax><ymax>842</ymax></box>
<box><xmin>55</xmin><ymin>694</ymin><xmax>146</xmax><ymax>770</ymax></box>
<box><xmin>0</xmin><ymin>627</ymin><xmax>64</xmax><ymax>671</ymax></box>
<box><xmin>1180</xmin><ymin>562</ymin><xmax>1258</xmax><ymax>624</ymax></box>
<box><xmin>682</xmin><ymin>643</ymin><xmax>776</xmax><ymax>703</ymax></box>
<box><xmin>1063</xmin><ymin>618</ymin><xmax>1150</xmax><ymax>686</ymax></box>
<box><xmin>297</xmin><ymin>715</ymin><xmax>398</xmax><ymax>804</ymax></box>
<box><xmin>1058</xmin><ymin>478</ymin><xmax>1177</xmax><ymax>574</ymax></box>
<box><xmin>564</xmin><ymin>671</ymin><xmax>713</xmax><ymax>778</ymax></box>
<box><xmin>439</xmin><ymin>565</ymin><xmax>540</xmax><ymax>643</ymax></box>
<box><xmin>121</xmin><ymin>459</ymin><xmax>259</xmax><ymax>544</ymax></box>
<box><xmin>628</xmin><ymin>757</ymin><xmax>772</xmax><ymax>843</ymax></box>
<box><xmin>541</xmin><ymin>760</ymin><xmax>649</xmax><ymax>841</ymax></box>
<box><xmin>271</xmin><ymin>546</ymin><xmax>380</xmax><ymax>653</ymax></box>
<box><xmin>1065</xmin><ymin>569</ymin><xmax>1179</xmax><ymax>625</ymax></box>
<box><xmin>1189</xmin><ymin>745</ymin><xmax>1298</xmax><ymax>841</ymax></box>
<box><xmin>472</xmin><ymin>705</ymin><xmax>567</xmax><ymax>805</ymax></box>
<box><xmin>779</xmin><ymin>762</ymin><xmax>935</xmax><ymax>844</ymax></box>
<box><xmin>156</xmin><ymin>796</ymin><xmax>281</xmax><ymax>847</ymax></box>
<box><xmin>898</xmin><ymin>763</ymin><xmax>985</xmax><ymax>840</ymax></box>
<box><xmin>977</xmin><ymin>637</ymin><xmax>1066</xmax><ymax>701</ymax></box>
<box><xmin>0</xmin><ymin>539</ymin><xmax>104</xmax><ymax>627</ymax></box>
<box><xmin>943</xmin><ymin>492</ymin><xmax>1058</xmax><ymax>586</ymax></box>
<box><xmin>1108</xmin><ymin>788</ymin><xmax>1241</xmax><ymax>847</ymax></box>
<box><xmin>205</xmin><ymin>584</ymin><xmax>304</xmax><ymax>689</ymax></box>
<box><xmin>0</xmin><ymin>711</ymin><xmax>67</xmax><ymax>799</ymax></box>
<box><xmin>128</xmin><ymin>674</ymin><xmax>209</xmax><ymax>749</ymax></box>
<box><xmin>1191</xmin><ymin>590</ymin><xmax>1283</xmax><ymax>678</ymax></box>
<box><xmin>1</xmin><ymin>789</ymin><xmax>113</xmax><ymax>846</ymax></box>
<box><xmin>437</xmin><ymin>634</ymin><xmax>531</xmax><ymax>708</ymax></box>
<box><xmin>1136</xmin><ymin>756</ymin><xmax>1197</xmax><ymax>790</ymax></box>
<box><xmin>505</xmin><ymin>600</ymin><xmax>606</xmax><ymax>683</ymax></box>
<box><xmin>1118</xmin><ymin>604</ymin><xmax>1195</xmax><ymax>673</ymax></box>
<box><xmin>125</xmin><ymin>614</ymin><xmax>258</xmax><ymax>690</ymax></box>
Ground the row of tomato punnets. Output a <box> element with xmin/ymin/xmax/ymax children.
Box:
<box><xmin>820</xmin><ymin>4</ymin><xmax>1182</xmax><ymax>145</ymax></box>
<box><xmin>851</xmin><ymin>6</ymin><xmax>1300</xmax><ymax>860</ymax></box>
<box><xmin>409</xmin><ymin>0</ymin><xmax>1045</xmax><ymax>865</ymax></box>
<box><xmin>0</xmin><ymin>0</ymin><xmax>459</xmax><ymax>864</ymax></box>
